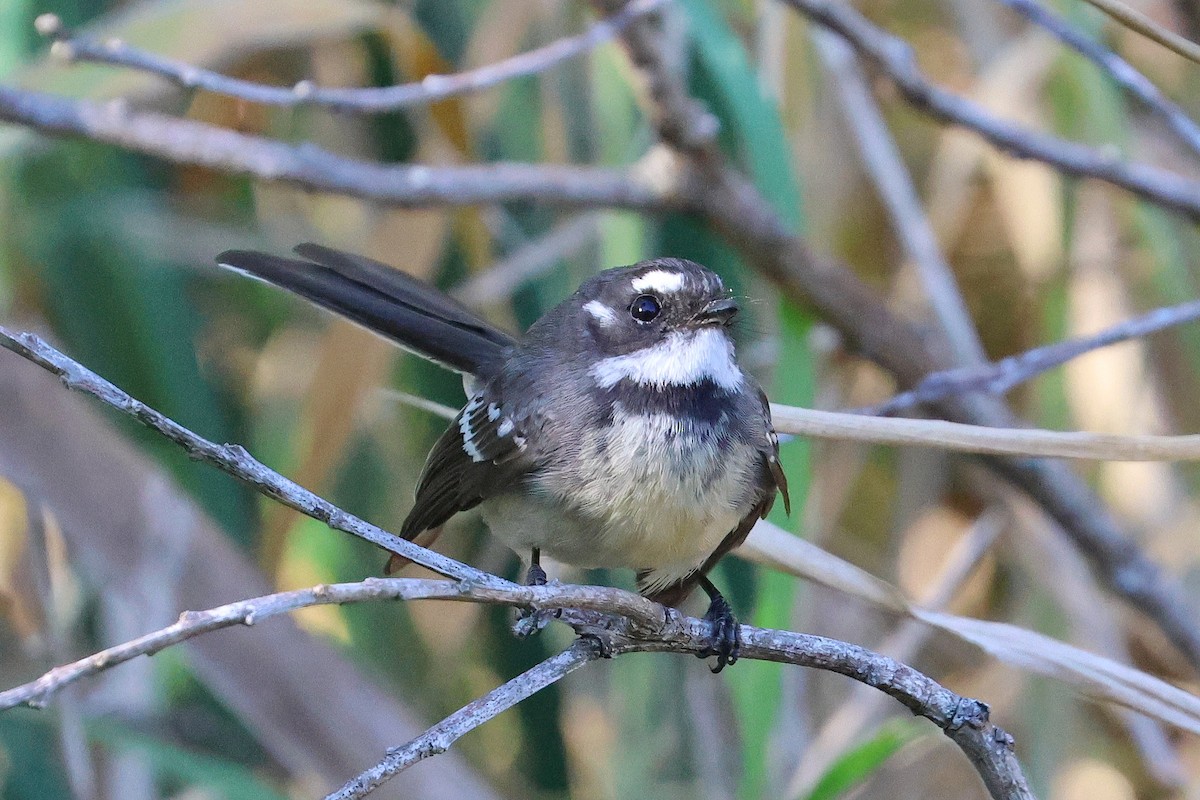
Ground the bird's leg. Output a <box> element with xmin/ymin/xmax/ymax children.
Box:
<box><xmin>526</xmin><ymin>547</ymin><xmax>547</xmax><ymax>586</ymax></box>
<box><xmin>513</xmin><ymin>548</ymin><xmax>559</xmax><ymax>638</ymax></box>
<box><xmin>698</xmin><ymin>576</ymin><xmax>740</xmax><ymax>673</ymax></box>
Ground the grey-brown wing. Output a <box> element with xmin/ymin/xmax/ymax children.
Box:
<box><xmin>399</xmin><ymin>392</ymin><xmax>533</xmax><ymax>539</ymax></box>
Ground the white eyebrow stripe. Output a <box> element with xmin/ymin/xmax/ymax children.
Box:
<box><xmin>631</xmin><ymin>269</ymin><xmax>685</xmax><ymax>294</ymax></box>
<box><xmin>589</xmin><ymin>328</ymin><xmax>744</xmax><ymax>390</ymax></box>
<box><xmin>584</xmin><ymin>300</ymin><xmax>618</xmax><ymax>326</ymax></box>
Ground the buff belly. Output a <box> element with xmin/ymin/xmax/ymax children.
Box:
<box><xmin>480</xmin><ymin>408</ymin><xmax>760</xmax><ymax>593</ymax></box>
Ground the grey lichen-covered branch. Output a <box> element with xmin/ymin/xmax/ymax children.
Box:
<box><xmin>0</xmin><ymin>569</ymin><xmax>1034</xmax><ymax>800</ymax></box>
<box><xmin>0</xmin><ymin>325</ymin><xmax>502</xmax><ymax>588</ymax></box>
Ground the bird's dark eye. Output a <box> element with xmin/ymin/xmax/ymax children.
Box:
<box><xmin>630</xmin><ymin>294</ymin><xmax>662</xmax><ymax>322</ymax></box>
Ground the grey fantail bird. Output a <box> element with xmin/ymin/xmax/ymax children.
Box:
<box><xmin>217</xmin><ymin>244</ymin><xmax>789</xmax><ymax>670</ymax></box>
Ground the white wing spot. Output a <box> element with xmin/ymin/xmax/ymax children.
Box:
<box><xmin>459</xmin><ymin>396</ymin><xmax>486</xmax><ymax>462</ymax></box>
<box><xmin>487</xmin><ymin>402</ymin><xmax>500</xmax><ymax>421</ymax></box>
<box><xmin>631</xmin><ymin>269</ymin><xmax>685</xmax><ymax>294</ymax></box>
<box><xmin>497</xmin><ymin>418</ymin><xmax>515</xmax><ymax>437</ymax></box>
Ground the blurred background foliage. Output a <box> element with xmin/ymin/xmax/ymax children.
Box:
<box><xmin>1</xmin><ymin>0</ymin><xmax>1200</xmax><ymax>798</ymax></box>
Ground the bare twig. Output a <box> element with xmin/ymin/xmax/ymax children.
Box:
<box><xmin>0</xmin><ymin>571</ymin><xmax>1032</xmax><ymax>800</ymax></box>
<box><xmin>1078</xmin><ymin>0</ymin><xmax>1200</xmax><ymax>65</ymax></box>
<box><xmin>0</xmin><ymin>577</ymin><xmax>662</xmax><ymax>711</ymax></box>
<box><xmin>34</xmin><ymin>0</ymin><xmax>668</xmax><ymax>114</ymax></box>
<box><xmin>866</xmin><ymin>297</ymin><xmax>1200</xmax><ymax>415</ymax></box>
<box><xmin>997</xmin><ymin>0</ymin><xmax>1200</xmax><ymax>159</ymax></box>
<box><xmin>776</xmin><ymin>0</ymin><xmax>1200</xmax><ymax>222</ymax></box>
<box><xmin>0</xmin><ymin>86</ymin><xmax>675</xmax><ymax>212</ymax></box>
<box><xmin>343</xmin><ymin>622</ymin><xmax>1033</xmax><ymax>800</ymax></box>
<box><xmin>326</xmin><ymin>640</ymin><xmax>604</xmax><ymax>800</ymax></box>
<box><xmin>0</xmin><ymin>325</ymin><xmax>507</xmax><ymax>590</ymax></box>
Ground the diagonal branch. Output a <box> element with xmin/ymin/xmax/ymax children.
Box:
<box><xmin>34</xmin><ymin>0</ymin><xmax>668</xmax><ymax>114</ymax></box>
<box><xmin>867</xmin><ymin>297</ymin><xmax>1200</xmax><ymax>415</ymax></box>
<box><xmin>326</xmin><ymin>640</ymin><xmax>604</xmax><ymax>800</ymax></box>
<box><xmin>0</xmin><ymin>325</ymin><xmax>508</xmax><ymax>590</ymax></box>
<box><xmin>997</xmin><ymin>0</ymin><xmax>1200</xmax><ymax>159</ymax></box>
<box><xmin>775</xmin><ymin>0</ymin><xmax>1200</xmax><ymax>221</ymax></box>
<box><xmin>1079</xmin><ymin>0</ymin><xmax>1200</xmax><ymax>65</ymax></box>
<box><xmin>813</xmin><ymin>28</ymin><xmax>986</xmax><ymax>366</ymax></box>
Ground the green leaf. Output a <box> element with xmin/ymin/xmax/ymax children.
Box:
<box><xmin>0</xmin><ymin>713</ymin><xmax>71</xmax><ymax>800</ymax></box>
<box><xmin>680</xmin><ymin>0</ymin><xmax>803</xmax><ymax>226</ymax></box>
<box><xmin>91</xmin><ymin>719</ymin><xmax>289</xmax><ymax>800</ymax></box>
<box><xmin>803</xmin><ymin>719</ymin><xmax>925</xmax><ymax>800</ymax></box>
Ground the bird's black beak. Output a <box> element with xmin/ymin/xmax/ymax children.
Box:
<box><xmin>694</xmin><ymin>297</ymin><xmax>739</xmax><ymax>326</ymax></box>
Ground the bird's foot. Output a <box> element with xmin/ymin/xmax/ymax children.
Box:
<box><xmin>578</xmin><ymin>631</ymin><xmax>615</xmax><ymax>658</ymax></box>
<box><xmin>525</xmin><ymin>561</ymin><xmax>548</xmax><ymax>587</ymax></box>
<box><xmin>512</xmin><ymin>557</ymin><xmax>559</xmax><ymax>638</ymax></box>
<box><xmin>698</xmin><ymin>593</ymin><xmax>740</xmax><ymax>673</ymax></box>
<box><xmin>512</xmin><ymin>607</ymin><xmax>559</xmax><ymax>638</ymax></box>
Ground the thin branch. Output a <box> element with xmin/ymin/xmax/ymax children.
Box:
<box><xmin>327</xmin><ymin>640</ymin><xmax>603</xmax><ymax>800</ymax></box>
<box><xmin>0</xmin><ymin>85</ymin><xmax>675</xmax><ymax>212</ymax></box>
<box><xmin>867</xmin><ymin>297</ymin><xmax>1200</xmax><ymax>415</ymax></box>
<box><xmin>0</xmin><ymin>572</ymin><xmax>1032</xmax><ymax>800</ymax></box>
<box><xmin>0</xmin><ymin>325</ymin><xmax>508</xmax><ymax>590</ymax></box>
<box><xmin>34</xmin><ymin>0</ymin><xmax>669</xmax><ymax>114</ymax></box>
<box><xmin>776</xmin><ymin>0</ymin><xmax>1200</xmax><ymax>222</ymax></box>
<box><xmin>0</xmin><ymin>577</ymin><xmax>662</xmax><ymax>711</ymax></box>
<box><xmin>1078</xmin><ymin>0</ymin><xmax>1200</xmax><ymax>66</ymax></box>
<box><xmin>997</xmin><ymin>0</ymin><xmax>1200</xmax><ymax>159</ymax></box>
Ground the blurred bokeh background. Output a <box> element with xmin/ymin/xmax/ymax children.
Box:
<box><xmin>3</xmin><ymin>0</ymin><xmax>1200</xmax><ymax>798</ymax></box>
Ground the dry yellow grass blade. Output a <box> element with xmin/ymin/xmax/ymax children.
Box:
<box><xmin>912</xmin><ymin>610</ymin><xmax>1200</xmax><ymax>736</ymax></box>
<box><xmin>739</xmin><ymin>521</ymin><xmax>1200</xmax><ymax>734</ymax></box>
<box><xmin>770</xmin><ymin>403</ymin><xmax>1200</xmax><ymax>461</ymax></box>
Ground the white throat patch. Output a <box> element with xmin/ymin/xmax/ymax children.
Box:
<box><xmin>589</xmin><ymin>328</ymin><xmax>743</xmax><ymax>390</ymax></box>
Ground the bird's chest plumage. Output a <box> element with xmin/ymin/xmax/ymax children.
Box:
<box><xmin>480</xmin><ymin>384</ymin><xmax>763</xmax><ymax>583</ymax></box>
<box><xmin>571</xmin><ymin>407</ymin><xmax>758</xmax><ymax>554</ymax></box>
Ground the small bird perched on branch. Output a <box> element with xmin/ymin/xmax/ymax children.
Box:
<box><xmin>217</xmin><ymin>244</ymin><xmax>788</xmax><ymax>670</ymax></box>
